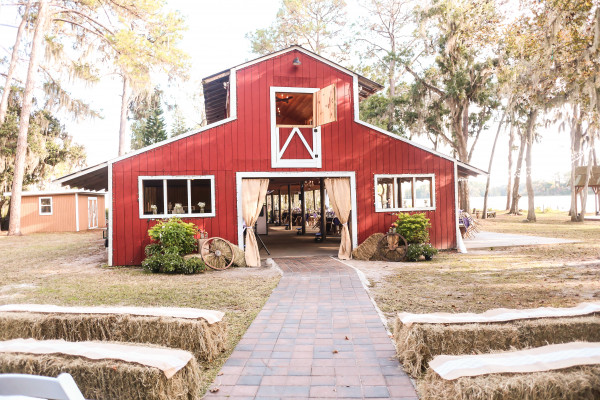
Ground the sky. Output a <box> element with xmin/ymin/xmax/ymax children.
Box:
<box><xmin>0</xmin><ymin>0</ymin><xmax>574</xmax><ymax>188</ymax></box>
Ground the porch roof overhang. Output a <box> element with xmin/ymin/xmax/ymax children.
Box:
<box><xmin>457</xmin><ymin>161</ymin><xmax>487</xmax><ymax>177</ymax></box>
<box><xmin>54</xmin><ymin>162</ymin><xmax>108</xmax><ymax>191</ymax></box>
<box><xmin>574</xmin><ymin>166</ymin><xmax>600</xmax><ymax>187</ymax></box>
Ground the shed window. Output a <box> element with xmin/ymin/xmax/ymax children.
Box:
<box><xmin>139</xmin><ymin>176</ymin><xmax>215</xmax><ymax>218</ymax></box>
<box><xmin>275</xmin><ymin>84</ymin><xmax>337</xmax><ymax>128</ymax></box>
<box><xmin>374</xmin><ymin>174</ymin><xmax>435</xmax><ymax>212</ymax></box>
<box><xmin>39</xmin><ymin>197</ymin><xmax>53</xmax><ymax>215</ymax></box>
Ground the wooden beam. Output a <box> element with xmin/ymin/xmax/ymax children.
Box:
<box><xmin>301</xmin><ymin>181</ymin><xmax>306</xmax><ymax>235</ymax></box>
<box><xmin>278</xmin><ymin>190</ymin><xmax>282</xmax><ymax>225</ymax></box>
<box><xmin>288</xmin><ymin>184</ymin><xmax>292</xmax><ymax>230</ymax></box>
<box><xmin>320</xmin><ymin>179</ymin><xmax>326</xmax><ymax>240</ymax></box>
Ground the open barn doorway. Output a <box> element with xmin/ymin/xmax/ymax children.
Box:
<box><xmin>236</xmin><ymin>172</ymin><xmax>357</xmax><ymax>259</ymax></box>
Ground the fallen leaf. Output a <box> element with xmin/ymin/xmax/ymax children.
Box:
<box><xmin>332</xmin><ymin>350</ymin><xmax>338</xmax><ymax>354</ymax></box>
<box><xmin>209</xmin><ymin>388</ymin><xmax>219</xmax><ymax>393</ymax></box>
<box><xmin>345</xmin><ymin>336</ymin><xmax>350</xmax><ymax>340</ymax></box>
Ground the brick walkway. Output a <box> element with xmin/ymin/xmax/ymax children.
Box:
<box><xmin>205</xmin><ymin>257</ymin><xmax>418</xmax><ymax>399</ymax></box>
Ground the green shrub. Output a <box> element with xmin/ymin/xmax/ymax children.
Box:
<box><xmin>159</xmin><ymin>252</ymin><xmax>185</xmax><ymax>273</ymax></box>
<box><xmin>183</xmin><ymin>257</ymin><xmax>207</xmax><ymax>274</ymax></box>
<box><xmin>141</xmin><ymin>254</ymin><xmax>163</xmax><ymax>273</ymax></box>
<box><xmin>406</xmin><ymin>244</ymin><xmax>424</xmax><ymax>262</ymax></box>
<box><xmin>392</xmin><ymin>213</ymin><xmax>431</xmax><ymax>244</ymax></box>
<box><xmin>148</xmin><ymin>217</ymin><xmax>198</xmax><ymax>255</ymax></box>
<box><xmin>421</xmin><ymin>243</ymin><xmax>438</xmax><ymax>260</ymax></box>
<box><xmin>144</xmin><ymin>243</ymin><xmax>163</xmax><ymax>257</ymax></box>
<box><xmin>405</xmin><ymin>243</ymin><xmax>438</xmax><ymax>262</ymax></box>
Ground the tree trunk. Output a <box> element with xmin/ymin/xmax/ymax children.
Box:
<box><xmin>118</xmin><ymin>76</ymin><xmax>130</xmax><ymax>156</ymax></box>
<box><xmin>579</xmin><ymin>135</ymin><xmax>595</xmax><ymax>222</ymax></box>
<box><xmin>8</xmin><ymin>0</ymin><xmax>50</xmax><ymax>236</ymax></box>
<box><xmin>483</xmin><ymin>110</ymin><xmax>508</xmax><ymax>219</ymax></box>
<box><xmin>509</xmin><ymin>128</ymin><xmax>527</xmax><ymax>215</ymax></box>
<box><xmin>387</xmin><ymin>44</ymin><xmax>396</xmax><ymax>132</ymax></box>
<box><xmin>506</xmin><ymin>124</ymin><xmax>515</xmax><ymax>210</ymax></box>
<box><xmin>569</xmin><ymin>106</ymin><xmax>583</xmax><ymax>221</ymax></box>
<box><xmin>0</xmin><ymin>0</ymin><xmax>33</xmax><ymax>125</ymax></box>
<box><xmin>525</xmin><ymin>110</ymin><xmax>538</xmax><ymax>222</ymax></box>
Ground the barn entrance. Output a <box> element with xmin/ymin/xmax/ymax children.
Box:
<box><xmin>236</xmin><ymin>172</ymin><xmax>357</xmax><ymax>259</ymax></box>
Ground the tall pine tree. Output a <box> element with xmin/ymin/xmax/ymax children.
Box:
<box><xmin>130</xmin><ymin>90</ymin><xmax>167</xmax><ymax>150</ymax></box>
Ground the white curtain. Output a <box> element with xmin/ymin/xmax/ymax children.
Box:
<box><xmin>242</xmin><ymin>179</ymin><xmax>269</xmax><ymax>267</ymax></box>
<box><xmin>324</xmin><ymin>178</ymin><xmax>352</xmax><ymax>259</ymax></box>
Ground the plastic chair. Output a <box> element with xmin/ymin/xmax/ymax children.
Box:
<box><xmin>0</xmin><ymin>373</ymin><xmax>85</xmax><ymax>400</ymax></box>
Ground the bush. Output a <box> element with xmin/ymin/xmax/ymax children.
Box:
<box><xmin>148</xmin><ymin>217</ymin><xmax>198</xmax><ymax>255</ymax></box>
<box><xmin>406</xmin><ymin>244</ymin><xmax>424</xmax><ymax>262</ymax></box>
<box><xmin>405</xmin><ymin>243</ymin><xmax>438</xmax><ymax>262</ymax></box>
<box><xmin>183</xmin><ymin>257</ymin><xmax>207</xmax><ymax>274</ymax></box>
<box><xmin>392</xmin><ymin>213</ymin><xmax>431</xmax><ymax>244</ymax></box>
<box><xmin>421</xmin><ymin>243</ymin><xmax>438</xmax><ymax>260</ymax></box>
<box><xmin>141</xmin><ymin>254</ymin><xmax>163</xmax><ymax>273</ymax></box>
<box><xmin>144</xmin><ymin>243</ymin><xmax>163</xmax><ymax>257</ymax></box>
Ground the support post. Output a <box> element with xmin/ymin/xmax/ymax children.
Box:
<box><xmin>320</xmin><ymin>179</ymin><xmax>326</xmax><ymax>240</ymax></box>
<box><xmin>278</xmin><ymin>189</ymin><xmax>282</xmax><ymax>224</ymax></box>
<box><xmin>288</xmin><ymin>184</ymin><xmax>292</xmax><ymax>230</ymax></box>
<box><xmin>301</xmin><ymin>181</ymin><xmax>306</xmax><ymax>235</ymax></box>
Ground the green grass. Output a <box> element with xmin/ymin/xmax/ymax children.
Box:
<box><xmin>0</xmin><ymin>230</ymin><xmax>280</xmax><ymax>394</ymax></box>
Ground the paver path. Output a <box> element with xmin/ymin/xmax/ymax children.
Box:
<box><xmin>205</xmin><ymin>257</ymin><xmax>418</xmax><ymax>399</ymax></box>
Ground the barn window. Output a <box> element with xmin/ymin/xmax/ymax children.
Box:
<box><xmin>374</xmin><ymin>174</ymin><xmax>435</xmax><ymax>212</ymax></box>
<box><xmin>39</xmin><ymin>197</ymin><xmax>53</xmax><ymax>215</ymax></box>
<box><xmin>275</xmin><ymin>84</ymin><xmax>337</xmax><ymax>128</ymax></box>
<box><xmin>139</xmin><ymin>176</ymin><xmax>215</xmax><ymax>218</ymax></box>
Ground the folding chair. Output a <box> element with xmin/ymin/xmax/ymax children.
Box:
<box><xmin>0</xmin><ymin>373</ymin><xmax>85</xmax><ymax>400</ymax></box>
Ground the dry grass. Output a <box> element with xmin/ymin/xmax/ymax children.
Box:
<box><xmin>358</xmin><ymin>212</ymin><xmax>600</xmax><ymax>319</ymax></box>
<box><xmin>0</xmin><ymin>231</ymin><xmax>280</xmax><ymax>394</ymax></box>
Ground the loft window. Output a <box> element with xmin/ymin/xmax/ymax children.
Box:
<box><xmin>39</xmin><ymin>197</ymin><xmax>53</xmax><ymax>215</ymax></box>
<box><xmin>139</xmin><ymin>176</ymin><xmax>215</xmax><ymax>218</ymax></box>
<box><xmin>274</xmin><ymin>84</ymin><xmax>337</xmax><ymax>128</ymax></box>
<box><xmin>374</xmin><ymin>174</ymin><xmax>435</xmax><ymax>212</ymax></box>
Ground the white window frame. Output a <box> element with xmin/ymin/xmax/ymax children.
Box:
<box><xmin>270</xmin><ymin>86</ymin><xmax>322</xmax><ymax>169</ymax></box>
<box><xmin>138</xmin><ymin>175</ymin><xmax>216</xmax><ymax>219</ymax></box>
<box><xmin>374</xmin><ymin>174</ymin><xmax>436</xmax><ymax>212</ymax></box>
<box><xmin>39</xmin><ymin>196</ymin><xmax>53</xmax><ymax>215</ymax></box>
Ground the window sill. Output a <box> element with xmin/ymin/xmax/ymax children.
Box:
<box><xmin>375</xmin><ymin>207</ymin><xmax>436</xmax><ymax>213</ymax></box>
<box><xmin>140</xmin><ymin>213</ymin><xmax>215</xmax><ymax>219</ymax></box>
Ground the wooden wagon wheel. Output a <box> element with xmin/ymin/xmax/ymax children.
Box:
<box><xmin>377</xmin><ymin>232</ymin><xmax>408</xmax><ymax>262</ymax></box>
<box><xmin>200</xmin><ymin>237</ymin><xmax>235</xmax><ymax>270</ymax></box>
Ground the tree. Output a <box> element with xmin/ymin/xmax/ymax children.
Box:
<box><xmin>0</xmin><ymin>0</ymin><xmax>32</xmax><ymax>125</ymax></box>
<box><xmin>356</xmin><ymin>0</ymin><xmax>414</xmax><ymax>134</ymax></box>
<box><xmin>247</xmin><ymin>0</ymin><xmax>348</xmax><ymax>57</ymax></box>
<box><xmin>130</xmin><ymin>89</ymin><xmax>168</xmax><ymax>150</ymax></box>
<box><xmin>171</xmin><ymin>107</ymin><xmax>189</xmax><ymax>137</ymax></box>
<box><xmin>1</xmin><ymin>86</ymin><xmax>86</xmax><ymax>228</ymax></box>
<box><xmin>8</xmin><ymin>0</ymin><xmax>51</xmax><ymax>236</ymax></box>
<box><xmin>401</xmin><ymin>0</ymin><xmax>501</xmax><ymax>211</ymax></box>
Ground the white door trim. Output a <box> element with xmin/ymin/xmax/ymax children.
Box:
<box><xmin>88</xmin><ymin>197</ymin><xmax>98</xmax><ymax>229</ymax></box>
<box><xmin>236</xmin><ymin>171</ymin><xmax>358</xmax><ymax>250</ymax></box>
<box><xmin>270</xmin><ymin>87</ymin><xmax>322</xmax><ymax>168</ymax></box>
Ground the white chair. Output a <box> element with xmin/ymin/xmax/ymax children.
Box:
<box><xmin>0</xmin><ymin>373</ymin><xmax>85</xmax><ymax>400</ymax></box>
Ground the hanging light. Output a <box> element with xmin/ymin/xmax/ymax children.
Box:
<box><xmin>292</xmin><ymin>57</ymin><xmax>301</xmax><ymax>66</ymax></box>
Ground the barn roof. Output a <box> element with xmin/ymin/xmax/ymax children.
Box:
<box><xmin>202</xmin><ymin>46</ymin><xmax>384</xmax><ymax>125</ymax></box>
<box><xmin>56</xmin><ymin>46</ymin><xmax>487</xmax><ymax>191</ymax></box>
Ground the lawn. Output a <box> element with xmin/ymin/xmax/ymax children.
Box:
<box><xmin>0</xmin><ymin>230</ymin><xmax>280</xmax><ymax>394</ymax></box>
<box><xmin>349</xmin><ymin>211</ymin><xmax>600</xmax><ymax>320</ymax></box>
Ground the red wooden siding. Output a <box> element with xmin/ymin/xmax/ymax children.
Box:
<box><xmin>111</xmin><ymin>50</ymin><xmax>456</xmax><ymax>265</ymax></box>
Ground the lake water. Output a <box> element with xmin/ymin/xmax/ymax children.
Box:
<box><xmin>470</xmin><ymin>195</ymin><xmax>598</xmax><ymax>213</ymax></box>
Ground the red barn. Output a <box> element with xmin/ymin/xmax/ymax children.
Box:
<box><xmin>58</xmin><ymin>46</ymin><xmax>483</xmax><ymax>266</ymax></box>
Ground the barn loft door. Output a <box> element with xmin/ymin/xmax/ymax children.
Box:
<box><xmin>271</xmin><ymin>85</ymin><xmax>337</xmax><ymax>169</ymax></box>
<box><xmin>313</xmin><ymin>84</ymin><xmax>337</xmax><ymax>127</ymax></box>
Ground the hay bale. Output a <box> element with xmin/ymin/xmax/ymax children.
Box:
<box><xmin>393</xmin><ymin>315</ymin><xmax>600</xmax><ymax>377</ymax></box>
<box><xmin>418</xmin><ymin>365</ymin><xmax>600</xmax><ymax>400</ymax></box>
<box><xmin>352</xmin><ymin>233</ymin><xmax>385</xmax><ymax>260</ymax></box>
<box><xmin>0</xmin><ymin>313</ymin><xmax>227</xmax><ymax>362</ymax></box>
<box><xmin>0</xmin><ymin>348</ymin><xmax>202</xmax><ymax>400</ymax></box>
